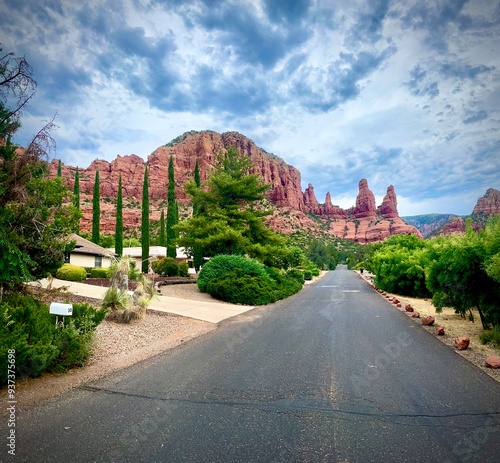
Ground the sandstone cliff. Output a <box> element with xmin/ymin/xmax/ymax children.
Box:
<box><xmin>473</xmin><ymin>188</ymin><xmax>500</xmax><ymax>215</ymax></box>
<box><xmin>50</xmin><ymin>130</ymin><xmax>421</xmax><ymax>243</ymax></box>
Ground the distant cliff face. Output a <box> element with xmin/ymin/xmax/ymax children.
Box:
<box><xmin>50</xmin><ymin>130</ymin><xmax>421</xmax><ymax>243</ymax></box>
<box><xmin>473</xmin><ymin>188</ymin><xmax>500</xmax><ymax>215</ymax></box>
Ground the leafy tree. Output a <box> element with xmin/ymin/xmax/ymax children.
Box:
<box><xmin>166</xmin><ymin>155</ymin><xmax>177</xmax><ymax>258</ymax></box>
<box><xmin>91</xmin><ymin>171</ymin><xmax>100</xmax><ymax>245</ymax></box>
<box><xmin>426</xmin><ymin>221</ymin><xmax>500</xmax><ymax>329</ymax></box>
<box><xmin>0</xmin><ymin>47</ymin><xmax>80</xmax><ymax>291</ymax></box>
<box><xmin>369</xmin><ymin>234</ymin><xmax>430</xmax><ymax>297</ymax></box>
<box><xmin>141</xmin><ymin>165</ymin><xmax>150</xmax><ymax>273</ymax></box>
<box><xmin>115</xmin><ymin>173</ymin><xmax>123</xmax><ymax>256</ymax></box>
<box><xmin>176</xmin><ymin>146</ymin><xmax>286</xmax><ymax>263</ymax></box>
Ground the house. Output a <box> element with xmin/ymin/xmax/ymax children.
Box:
<box><xmin>108</xmin><ymin>246</ymin><xmax>195</xmax><ymax>273</ymax></box>
<box><xmin>65</xmin><ymin>234</ymin><xmax>115</xmax><ymax>268</ymax></box>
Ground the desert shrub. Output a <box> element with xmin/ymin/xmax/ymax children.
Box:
<box><xmin>102</xmin><ymin>287</ymin><xmax>129</xmax><ymax>312</ymax></box>
<box><xmin>206</xmin><ymin>273</ymin><xmax>275</xmax><ymax>305</ymax></box>
<box><xmin>178</xmin><ymin>262</ymin><xmax>190</xmax><ymax>278</ymax></box>
<box><xmin>204</xmin><ymin>263</ymin><xmax>303</xmax><ymax>305</ymax></box>
<box><xmin>287</xmin><ymin>268</ymin><xmax>305</xmax><ymax>285</ymax></box>
<box><xmin>55</xmin><ymin>263</ymin><xmax>87</xmax><ymax>282</ymax></box>
<box><xmin>0</xmin><ymin>296</ymin><xmax>105</xmax><ymax>385</ymax></box>
<box><xmin>89</xmin><ymin>267</ymin><xmax>109</xmax><ymax>278</ymax></box>
<box><xmin>479</xmin><ymin>327</ymin><xmax>500</xmax><ymax>348</ymax></box>
<box><xmin>197</xmin><ymin>255</ymin><xmax>269</xmax><ymax>293</ymax></box>
<box><xmin>151</xmin><ymin>257</ymin><xmax>179</xmax><ymax>277</ymax></box>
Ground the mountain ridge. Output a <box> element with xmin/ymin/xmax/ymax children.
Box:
<box><xmin>50</xmin><ymin>130</ymin><xmax>422</xmax><ymax>243</ymax></box>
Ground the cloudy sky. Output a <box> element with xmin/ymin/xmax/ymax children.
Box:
<box><xmin>1</xmin><ymin>0</ymin><xmax>499</xmax><ymax>216</ymax></box>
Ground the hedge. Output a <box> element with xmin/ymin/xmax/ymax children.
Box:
<box><xmin>55</xmin><ymin>263</ymin><xmax>87</xmax><ymax>281</ymax></box>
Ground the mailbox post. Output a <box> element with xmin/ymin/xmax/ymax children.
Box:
<box><xmin>49</xmin><ymin>303</ymin><xmax>73</xmax><ymax>327</ymax></box>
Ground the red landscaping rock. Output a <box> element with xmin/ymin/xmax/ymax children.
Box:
<box><xmin>454</xmin><ymin>336</ymin><xmax>470</xmax><ymax>350</ymax></box>
<box><xmin>485</xmin><ymin>356</ymin><xmax>500</xmax><ymax>369</ymax></box>
<box><xmin>405</xmin><ymin>304</ymin><xmax>414</xmax><ymax>312</ymax></box>
<box><xmin>392</xmin><ymin>298</ymin><xmax>400</xmax><ymax>304</ymax></box>
<box><xmin>422</xmin><ymin>315</ymin><xmax>435</xmax><ymax>326</ymax></box>
<box><xmin>436</xmin><ymin>326</ymin><xmax>445</xmax><ymax>336</ymax></box>
<box><xmin>412</xmin><ymin>312</ymin><xmax>420</xmax><ymax>318</ymax></box>
<box><xmin>396</xmin><ymin>303</ymin><xmax>402</xmax><ymax>308</ymax></box>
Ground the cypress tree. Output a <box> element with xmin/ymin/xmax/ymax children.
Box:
<box><xmin>91</xmin><ymin>171</ymin><xmax>100</xmax><ymax>245</ymax></box>
<box><xmin>73</xmin><ymin>167</ymin><xmax>80</xmax><ymax>233</ymax></box>
<box><xmin>115</xmin><ymin>173</ymin><xmax>123</xmax><ymax>257</ymax></box>
<box><xmin>166</xmin><ymin>155</ymin><xmax>177</xmax><ymax>258</ymax></box>
<box><xmin>57</xmin><ymin>159</ymin><xmax>62</xmax><ymax>177</ymax></box>
<box><xmin>141</xmin><ymin>165</ymin><xmax>150</xmax><ymax>273</ymax></box>
<box><xmin>192</xmin><ymin>159</ymin><xmax>203</xmax><ymax>272</ymax></box>
<box><xmin>159</xmin><ymin>209</ymin><xmax>166</xmax><ymax>247</ymax></box>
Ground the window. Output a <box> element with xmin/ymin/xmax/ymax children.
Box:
<box><xmin>95</xmin><ymin>255</ymin><xmax>102</xmax><ymax>268</ymax></box>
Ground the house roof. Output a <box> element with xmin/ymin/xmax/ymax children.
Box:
<box><xmin>69</xmin><ymin>234</ymin><xmax>116</xmax><ymax>257</ymax></box>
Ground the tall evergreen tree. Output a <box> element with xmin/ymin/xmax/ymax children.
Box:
<box><xmin>192</xmin><ymin>159</ymin><xmax>203</xmax><ymax>272</ymax></box>
<box><xmin>57</xmin><ymin>159</ymin><xmax>62</xmax><ymax>177</ymax></box>
<box><xmin>166</xmin><ymin>155</ymin><xmax>177</xmax><ymax>258</ymax></box>
<box><xmin>159</xmin><ymin>209</ymin><xmax>166</xmax><ymax>247</ymax></box>
<box><xmin>91</xmin><ymin>171</ymin><xmax>100</xmax><ymax>245</ymax></box>
<box><xmin>73</xmin><ymin>167</ymin><xmax>80</xmax><ymax>233</ymax></box>
<box><xmin>115</xmin><ymin>173</ymin><xmax>123</xmax><ymax>257</ymax></box>
<box><xmin>141</xmin><ymin>165</ymin><xmax>150</xmax><ymax>273</ymax></box>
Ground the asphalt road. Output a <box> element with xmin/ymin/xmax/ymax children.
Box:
<box><xmin>11</xmin><ymin>266</ymin><xmax>500</xmax><ymax>462</ymax></box>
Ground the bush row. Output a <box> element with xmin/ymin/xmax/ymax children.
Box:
<box><xmin>0</xmin><ymin>294</ymin><xmax>106</xmax><ymax>386</ymax></box>
<box><xmin>151</xmin><ymin>257</ymin><xmax>189</xmax><ymax>277</ymax></box>
<box><xmin>197</xmin><ymin>255</ymin><xmax>307</xmax><ymax>305</ymax></box>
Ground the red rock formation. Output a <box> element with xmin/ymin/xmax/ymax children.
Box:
<box><xmin>48</xmin><ymin>130</ymin><xmax>422</xmax><ymax>242</ymax></box>
<box><xmin>377</xmin><ymin>185</ymin><xmax>398</xmax><ymax>219</ymax></box>
<box><xmin>438</xmin><ymin>216</ymin><xmax>465</xmax><ymax>236</ymax></box>
<box><xmin>473</xmin><ymin>188</ymin><xmax>500</xmax><ymax>215</ymax></box>
<box><xmin>352</xmin><ymin>179</ymin><xmax>377</xmax><ymax>219</ymax></box>
<box><xmin>303</xmin><ymin>184</ymin><xmax>319</xmax><ymax>209</ymax></box>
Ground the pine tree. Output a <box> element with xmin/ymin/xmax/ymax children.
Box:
<box><xmin>159</xmin><ymin>209</ymin><xmax>166</xmax><ymax>247</ymax></box>
<box><xmin>92</xmin><ymin>171</ymin><xmax>100</xmax><ymax>245</ymax></box>
<box><xmin>166</xmin><ymin>155</ymin><xmax>177</xmax><ymax>258</ymax></box>
<box><xmin>141</xmin><ymin>165</ymin><xmax>150</xmax><ymax>273</ymax></box>
<box><xmin>192</xmin><ymin>159</ymin><xmax>203</xmax><ymax>271</ymax></box>
<box><xmin>115</xmin><ymin>173</ymin><xmax>123</xmax><ymax>257</ymax></box>
<box><xmin>73</xmin><ymin>167</ymin><xmax>80</xmax><ymax>233</ymax></box>
<box><xmin>57</xmin><ymin>159</ymin><xmax>62</xmax><ymax>177</ymax></box>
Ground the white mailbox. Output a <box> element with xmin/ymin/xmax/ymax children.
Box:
<box><xmin>49</xmin><ymin>303</ymin><xmax>73</xmax><ymax>316</ymax></box>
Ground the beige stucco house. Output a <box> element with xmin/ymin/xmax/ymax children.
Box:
<box><xmin>65</xmin><ymin>234</ymin><xmax>115</xmax><ymax>268</ymax></box>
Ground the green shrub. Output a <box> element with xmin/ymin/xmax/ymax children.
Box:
<box><xmin>304</xmin><ymin>270</ymin><xmax>313</xmax><ymax>280</ymax></box>
<box><xmin>55</xmin><ymin>263</ymin><xmax>87</xmax><ymax>282</ymax></box>
<box><xmin>151</xmin><ymin>257</ymin><xmax>179</xmax><ymax>277</ymax></box>
<box><xmin>204</xmin><ymin>262</ymin><xmax>303</xmax><ymax>305</ymax></box>
<box><xmin>89</xmin><ymin>267</ymin><xmax>109</xmax><ymax>278</ymax></box>
<box><xmin>206</xmin><ymin>273</ymin><xmax>275</xmax><ymax>305</ymax></box>
<box><xmin>287</xmin><ymin>268</ymin><xmax>305</xmax><ymax>284</ymax></box>
<box><xmin>178</xmin><ymin>261</ymin><xmax>190</xmax><ymax>278</ymax></box>
<box><xmin>0</xmin><ymin>296</ymin><xmax>107</xmax><ymax>385</ymax></box>
<box><xmin>479</xmin><ymin>327</ymin><xmax>500</xmax><ymax>348</ymax></box>
<box><xmin>197</xmin><ymin>255</ymin><xmax>270</xmax><ymax>293</ymax></box>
